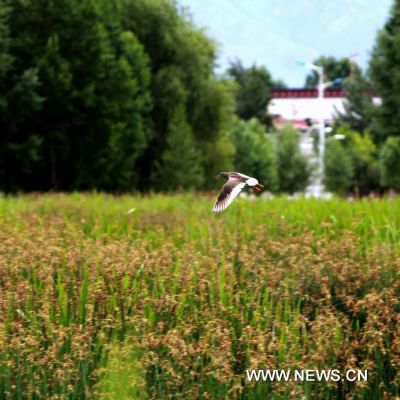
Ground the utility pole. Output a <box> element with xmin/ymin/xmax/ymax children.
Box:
<box><xmin>297</xmin><ymin>60</ymin><xmax>343</xmax><ymax>197</ymax></box>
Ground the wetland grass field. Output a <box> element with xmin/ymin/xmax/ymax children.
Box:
<box><xmin>0</xmin><ymin>194</ymin><xmax>399</xmax><ymax>399</ymax></box>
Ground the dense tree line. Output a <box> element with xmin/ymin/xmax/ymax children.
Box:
<box><xmin>4</xmin><ymin>0</ymin><xmax>400</xmax><ymax>196</ymax></box>
<box><xmin>0</xmin><ymin>0</ymin><xmax>310</xmax><ymax>194</ymax></box>
<box><xmin>322</xmin><ymin>0</ymin><xmax>400</xmax><ymax>195</ymax></box>
<box><xmin>227</xmin><ymin>59</ymin><xmax>285</xmax><ymax>129</ymax></box>
<box><xmin>0</xmin><ymin>0</ymin><xmax>236</xmax><ymax>192</ymax></box>
<box><xmin>1</xmin><ymin>0</ymin><xmax>153</xmax><ymax>191</ymax></box>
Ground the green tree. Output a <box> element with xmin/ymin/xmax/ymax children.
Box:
<box><xmin>379</xmin><ymin>136</ymin><xmax>400</xmax><ymax>191</ymax></box>
<box><xmin>201</xmin><ymin>133</ymin><xmax>235</xmax><ymax>190</ymax></box>
<box><xmin>370</xmin><ymin>0</ymin><xmax>400</xmax><ymax>143</ymax></box>
<box><xmin>274</xmin><ymin>126</ymin><xmax>310</xmax><ymax>193</ymax></box>
<box><xmin>229</xmin><ymin>118</ymin><xmax>278</xmax><ymax>191</ymax></box>
<box><xmin>323</xmin><ymin>138</ymin><xmax>353</xmax><ymax>194</ymax></box>
<box><xmin>333</xmin><ymin>125</ymin><xmax>379</xmax><ymax>195</ymax></box>
<box><xmin>0</xmin><ymin>1</ymin><xmax>12</xmax><ymax>80</ymax></box>
<box><xmin>336</xmin><ymin>65</ymin><xmax>375</xmax><ymax>133</ymax></box>
<box><xmin>194</xmin><ymin>79</ymin><xmax>235</xmax><ymax>189</ymax></box>
<box><xmin>2</xmin><ymin>0</ymin><xmax>235</xmax><ymax>192</ymax></box>
<box><xmin>121</xmin><ymin>0</ymin><xmax>234</xmax><ymax>190</ymax></box>
<box><xmin>153</xmin><ymin>105</ymin><xmax>203</xmax><ymax>190</ymax></box>
<box><xmin>305</xmin><ymin>56</ymin><xmax>351</xmax><ymax>87</ymax></box>
<box><xmin>3</xmin><ymin>0</ymin><xmax>151</xmax><ymax>192</ymax></box>
<box><xmin>227</xmin><ymin>59</ymin><xmax>275</xmax><ymax>127</ymax></box>
<box><xmin>0</xmin><ymin>1</ymin><xmax>43</xmax><ymax>192</ymax></box>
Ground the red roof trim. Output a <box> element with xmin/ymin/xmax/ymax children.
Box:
<box><xmin>272</xmin><ymin>88</ymin><xmax>346</xmax><ymax>98</ymax></box>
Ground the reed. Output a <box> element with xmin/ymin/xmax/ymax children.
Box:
<box><xmin>0</xmin><ymin>193</ymin><xmax>399</xmax><ymax>399</ymax></box>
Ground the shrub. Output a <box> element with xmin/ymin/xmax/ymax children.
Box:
<box><xmin>274</xmin><ymin>125</ymin><xmax>311</xmax><ymax>193</ymax></box>
<box><xmin>229</xmin><ymin>118</ymin><xmax>278</xmax><ymax>191</ymax></box>
<box><xmin>379</xmin><ymin>136</ymin><xmax>400</xmax><ymax>191</ymax></box>
<box><xmin>324</xmin><ymin>138</ymin><xmax>353</xmax><ymax>194</ymax></box>
<box><xmin>329</xmin><ymin>125</ymin><xmax>379</xmax><ymax>195</ymax></box>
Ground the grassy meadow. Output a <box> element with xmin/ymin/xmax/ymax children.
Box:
<box><xmin>0</xmin><ymin>193</ymin><xmax>399</xmax><ymax>399</ymax></box>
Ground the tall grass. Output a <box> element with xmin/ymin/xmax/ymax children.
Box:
<box><xmin>0</xmin><ymin>193</ymin><xmax>399</xmax><ymax>399</ymax></box>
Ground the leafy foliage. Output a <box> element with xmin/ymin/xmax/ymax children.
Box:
<box><xmin>379</xmin><ymin>136</ymin><xmax>400</xmax><ymax>191</ymax></box>
<box><xmin>1</xmin><ymin>0</ymin><xmax>234</xmax><ymax>193</ymax></box>
<box><xmin>327</xmin><ymin>125</ymin><xmax>379</xmax><ymax>195</ymax></box>
<box><xmin>1</xmin><ymin>0</ymin><xmax>152</xmax><ymax>192</ymax></box>
<box><xmin>152</xmin><ymin>105</ymin><xmax>204</xmax><ymax>191</ymax></box>
<box><xmin>227</xmin><ymin>59</ymin><xmax>275</xmax><ymax>127</ymax></box>
<box><xmin>305</xmin><ymin>55</ymin><xmax>351</xmax><ymax>87</ymax></box>
<box><xmin>274</xmin><ymin>126</ymin><xmax>311</xmax><ymax>193</ymax></box>
<box><xmin>324</xmin><ymin>138</ymin><xmax>353</xmax><ymax>194</ymax></box>
<box><xmin>3</xmin><ymin>0</ymin><xmax>394</xmax><ymax>196</ymax></box>
<box><xmin>121</xmin><ymin>0</ymin><xmax>233</xmax><ymax>190</ymax></box>
<box><xmin>229</xmin><ymin>118</ymin><xmax>277</xmax><ymax>191</ymax></box>
<box><xmin>0</xmin><ymin>1</ymin><xmax>43</xmax><ymax>192</ymax></box>
<box><xmin>336</xmin><ymin>65</ymin><xmax>376</xmax><ymax>134</ymax></box>
<box><xmin>370</xmin><ymin>0</ymin><xmax>400</xmax><ymax>143</ymax></box>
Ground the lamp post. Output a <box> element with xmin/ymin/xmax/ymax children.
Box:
<box><xmin>296</xmin><ymin>61</ymin><xmax>343</xmax><ymax>197</ymax></box>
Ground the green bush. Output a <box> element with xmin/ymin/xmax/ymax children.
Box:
<box><xmin>324</xmin><ymin>138</ymin><xmax>353</xmax><ymax>194</ymax></box>
<box><xmin>331</xmin><ymin>125</ymin><xmax>379</xmax><ymax>195</ymax></box>
<box><xmin>229</xmin><ymin>118</ymin><xmax>278</xmax><ymax>191</ymax></box>
<box><xmin>152</xmin><ymin>105</ymin><xmax>204</xmax><ymax>191</ymax></box>
<box><xmin>274</xmin><ymin>125</ymin><xmax>311</xmax><ymax>193</ymax></box>
<box><xmin>379</xmin><ymin>136</ymin><xmax>400</xmax><ymax>191</ymax></box>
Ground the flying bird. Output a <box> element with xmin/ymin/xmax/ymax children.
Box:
<box><xmin>213</xmin><ymin>172</ymin><xmax>264</xmax><ymax>212</ymax></box>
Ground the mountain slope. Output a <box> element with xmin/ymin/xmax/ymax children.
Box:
<box><xmin>179</xmin><ymin>0</ymin><xmax>392</xmax><ymax>85</ymax></box>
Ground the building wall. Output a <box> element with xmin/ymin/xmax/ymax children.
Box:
<box><xmin>268</xmin><ymin>89</ymin><xmax>381</xmax><ymax>128</ymax></box>
<box><xmin>268</xmin><ymin>96</ymin><xmax>346</xmax><ymax>124</ymax></box>
<box><xmin>268</xmin><ymin>89</ymin><xmax>380</xmax><ymax>196</ymax></box>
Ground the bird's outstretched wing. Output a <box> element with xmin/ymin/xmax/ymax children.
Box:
<box><xmin>213</xmin><ymin>177</ymin><xmax>246</xmax><ymax>212</ymax></box>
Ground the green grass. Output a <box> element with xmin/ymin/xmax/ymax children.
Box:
<box><xmin>2</xmin><ymin>193</ymin><xmax>400</xmax><ymax>247</ymax></box>
<box><xmin>0</xmin><ymin>193</ymin><xmax>399</xmax><ymax>399</ymax></box>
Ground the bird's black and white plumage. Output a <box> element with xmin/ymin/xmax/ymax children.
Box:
<box><xmin>213</xmin><ymin>172</ymin><xmax>264</xmax><ymax>212</ymax></box>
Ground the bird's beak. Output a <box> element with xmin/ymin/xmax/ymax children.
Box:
<box><xmin>253</xmin><ymin>183</ymin><xmax>264</xmax><ymax>192</ymax></box>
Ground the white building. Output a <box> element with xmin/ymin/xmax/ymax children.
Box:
<box><xmin>268</xmin><ymin>88</ymin><xmax>346</xmax><ymax>130</ymax></box>
<box><xmin>268</xmin><ymin>88</ymin><xmax>381</xmax><ymax>130</ymax></box>
<box><xmin>268</xmin><ymin>88</ymin><xmax>380</xmax><ymax>197</ymax></box>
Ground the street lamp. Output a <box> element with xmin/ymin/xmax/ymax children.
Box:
<box><xmin>296</xmin><ymin>60</ymin><xmax>343</xmax><ymax>197</ymax></box>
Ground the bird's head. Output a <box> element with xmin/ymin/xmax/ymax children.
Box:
<box><xmin>215</xmin><ymin>172</ymin><xmax>229</xmax><ymax>180</ymax></box>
